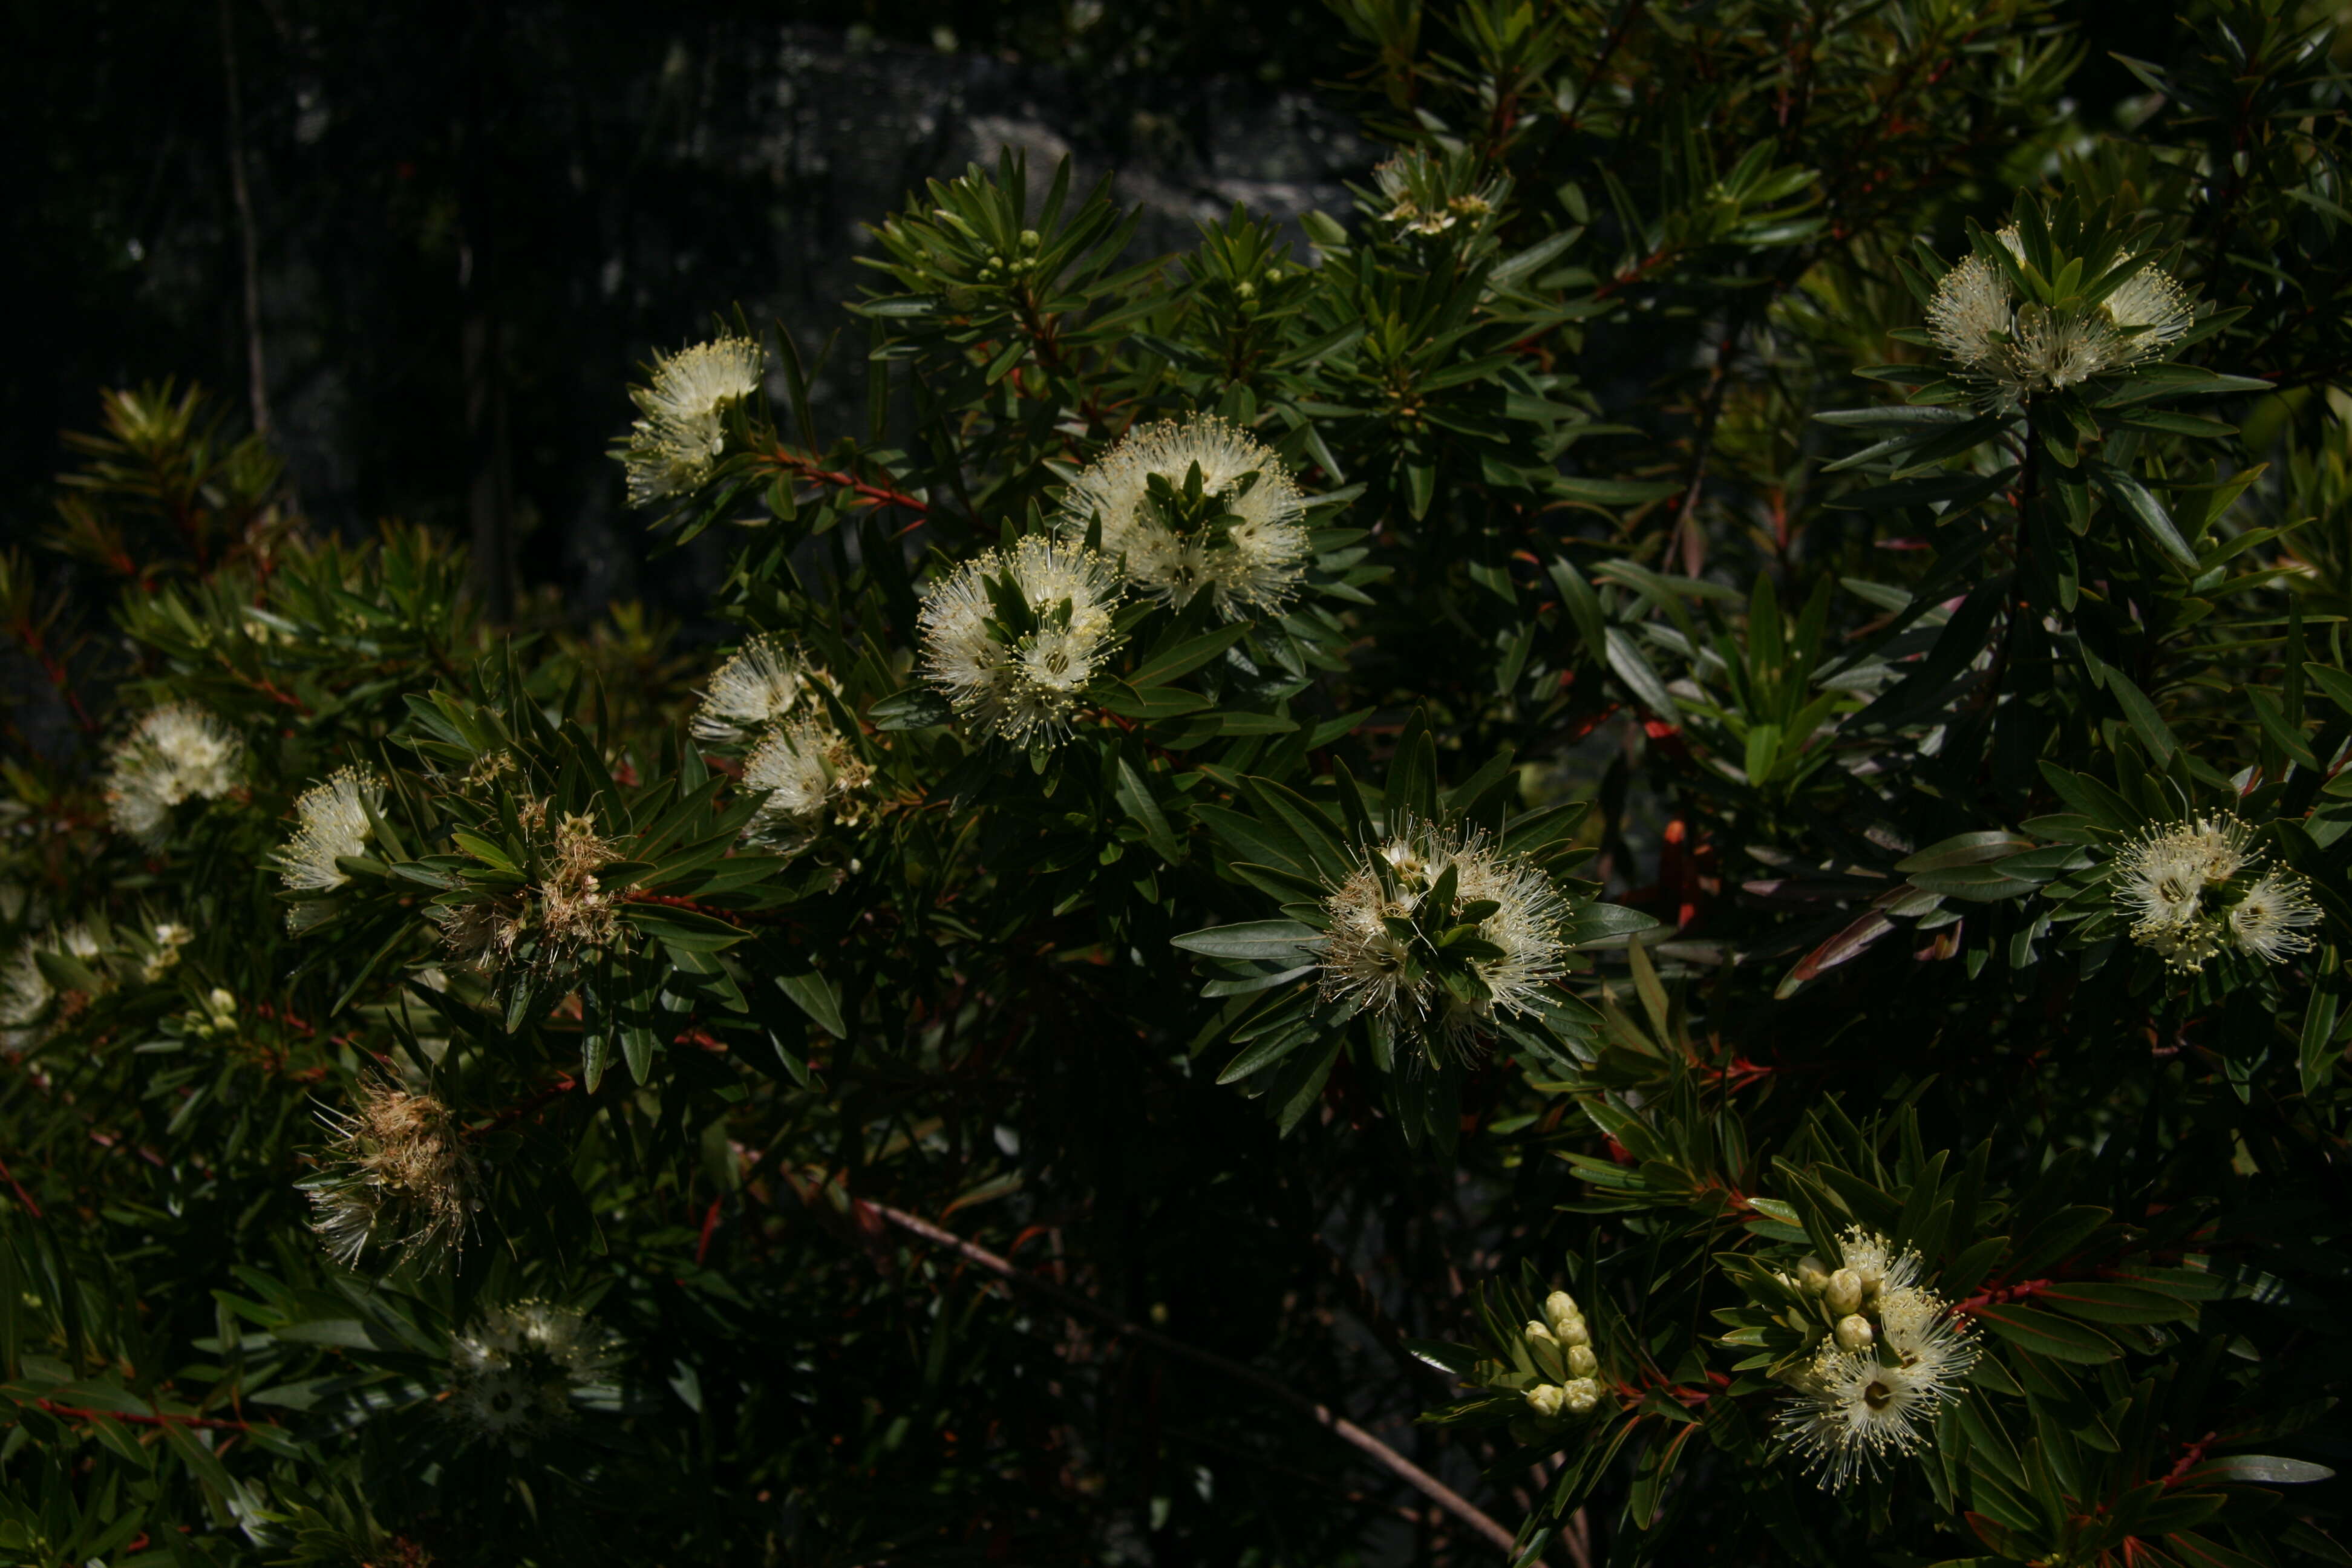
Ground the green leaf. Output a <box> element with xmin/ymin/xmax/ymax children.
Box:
<box><xmin>1561</xmin><ymin>903</ymin><xmax>1662</xmax><ymax>944</ymax></box>
<box><xmin>871</xmin><ymin>685</ymin><xmax>955</xmax><ymax>730</ymax></box>
<box><xmin>776</xmin><ymin>969</ymin><xmax>848</xmax><ymax>1039</ymax></box>
<box><xmin>1971</xmin><ymin>1304</ymin><xmax>2121</xmax><ymax>1363</ymax></box>
<box><xmin>1172</xmin><ymin>921</ymin><xmax>1323</xmax><ymax>960</ymax></box>
<box><xmin>2202</xmin><ymin>1455</ymin><xmax>2336</xmax><ymax>1485</ymax></box>
<box><xmin>2091</xmin><ymin>463</ymin><xmax>2199</xmax><ymax>570</ymax></box>
<box><xmin>619</xmin><ymin>903</ymin><xmax>749</xmax><ymax>952</ymax></box>
<box><xmin>1896</xmin><ymin>832</ymin><xmax>2037</xmax><ymax>873</ymax></box>
<box><xmin>1097</xmin><ymin>685</ymin><xmax>1214</xmax><ymax>719</ymax></box>
<box><xmin>1128</xmin><ymin>622</ymin><xmax>1252</xmax><ymax>688</ymax></box>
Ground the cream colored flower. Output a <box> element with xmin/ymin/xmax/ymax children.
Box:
<box><xmin>276</xmin><ymin>767</ymin><xmax>384</xmax><ymax>898</ymax></box>
<box><xmin>690</xmin><ymin>635</ymin><xmax>826</xmax><ymax>743</ymax></box>
<box><xmin>621</xmin><ymin>336</ymin><xmax>763</xmax><ymax>506</ymax></box>
<box><xmin>1319</xmin><ymin>817</ymin><xmax>1573</xmax><ymax>1052</ymax></box>
<box><xmin>1056</xmin><ymin>417</ymin><xmax>1311</xmax><ymax>619</ymax></box>
<box><xmin>2228</xmin><ymin>868</ymin><xmax>2322</xmax><ymax>963</ymax></box>
<box><xmin>1924</xmin><ymin>230</ymin><xmax>2195</xmax><ymax>405</ymax></box>
<box><xmin>917</xmin><ymin>537</ymin><xmax>1124</xmax><ymax>746</ymax></box>
<box><xmin>2108</xmin><ymin>813</ymin><xmax>2310</xmax><ymax>973</ymax></box>
<box><xmin>1924</xmin><ymin>252</ymin><xmax>2013</xmax><ymax>373</ymax></box>
<box><xmin>1779</xmin><ymin>1229</ymin><xmax>1978</xmax><ymax>1490</ymax></box>
<box><xmin>742</xmin><ymin>719</ymin><xmax>871</xmax><ymax>851</ymax></box>
<box><xmin>448</xmin><ymin>1301</ymin><xmax>619</xmax><ymax>1448</ymax></box>
<box><xmin>104</xmin><ymin>704</ymin><xmax>243</xmax><ymax>842</ymax></box>
<box><xmin>0</xmin><ymin>942</ymin><xmax>53</xmax><ymax>1052</ymax></box>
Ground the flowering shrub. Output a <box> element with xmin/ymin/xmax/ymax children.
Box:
<box><xmin>2</xmin><ymin>4</ymin><xmax>2351</xmax><ymax>1563</ymax></box>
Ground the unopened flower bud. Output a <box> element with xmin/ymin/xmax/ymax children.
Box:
<box><xmin>1825</xmin><ymin>1267</ymin><xmax>1863</xmax><ymax>1317</ymax></box>
<box><xmin>1795</xmin><ymin>1255</ymin><xmax>1829</xmax><ymax>1293</ymax></box>
<box><xmin>1567</xmin><ymin>1344</ymin><xmax>1597</xmax><ymax>1378</ymax></box>
<box><xmin>1524</xmin><ymin>1318</ymin><xmax>1557</xmax><ymax>1345</ymax></box>
<box><xmin>1557</xmin><ymin>1317</ymin><xmax>1590</xmax><ymax>1348</ymax></box>
<box><xmin>1524</xmin><ymin>1383</ymin><xmax>1566</xmax><ymax>1418</ymax></box>
<box><xmin>1561</xmin><ymin>1377</ymin><xmax>1601</xmax><ymax>1414</ymax></box>
<box><xmin>1834</xmin><ymin>1314</ymin><xmax>1874</xmax><ymax>1353</ymax></box>
<box><xmin>1543</xmin><ymin>1290</ymin><xmax>1581</xmax><ymax>1335</ymax></box>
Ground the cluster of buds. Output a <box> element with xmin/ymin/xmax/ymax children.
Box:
<box><xmin>973</xmin><ymin>227</ymin><xmax>1044</xmax><ymax>285</ymax></box>
<box><xmin>1520</xmin><ymin>1290</ymin><xmax>1604</xmax><ymax>1420</ymax></box>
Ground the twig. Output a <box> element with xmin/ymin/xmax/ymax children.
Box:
<box><xmin>0</xmin><ymin>1155</ymin><xmax>42</xmax><ymax>1218</ymax></box>
<box><xmin>219</xmin><ymin>0</ymin><xmax>272</xmax><ymax>440</ymax></box>
<box><xmin>27</xmin><ymin>1397</ymin><xmax>264</xmax><ymax>1433</ymax></box>
<box><xmin>771</xmin><ymin>450</ymin><xmax>931</xmax><ymax>517</ymax></box>
<box><xmin>858</xmin><ymin>1197</ymin><xmax>1525</xmax><ymax>1560</ymax></box>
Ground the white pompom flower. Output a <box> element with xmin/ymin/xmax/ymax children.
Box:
<box><xmin>274</xmin><ymin>767</ymin><xmax>386</xmax><ymax>930</ymax></box>
<box><xmin>690</xmin><ymin>635</ymin><xmax>827</xmax><ymax>743</ymax></box>
<box><xmin>2106</xmin><ymin>812</ymin><xmax>2316</xmax><ymax>973</ymax></box>
<box><xmin>1778</xmin><ymin>1228</ymin><xmax>1978</xmax><ymax>1491</ymax></box>
<box><xmin>103</xmin><ymin>704</ymin><xmax>243</xmax><ymax>843</ymax></box>
<box><xmin>1924</xmin><ymin>229</ymin><xmax>2195</xmax><ymax>407</ymax></box>
<box><xmin>916</xmin><ymin>537</ymin><xmax>1125</xmax><ymax>747</ymax></box>
<box><xmin>1318</xmin><ymin>816</ymin><xmax>1573</xmax><ymax>1054</ymax></box>
<box><xmin>742</xmin><ymin>719</ymin><xmax>872</xmax><ymax>851</ymax></box>
<box><xmin>1056</xmin><ymin>417</ymin><xmax>1311</xmax><ymax>619</ymax></box>
<box><xmin>2227</xmin><ymin>867</ymin><xmax>2322</xmax><ymax>964</ymax></box>
<box><xmin>448</xmin><ymin>1301</ymin><xmax>620</xmax><ymax>1449</ymax></box>
<box><xmin>621</xmin><ymin>335</ymin><xmax>765</xmax><ymax>507</ymax></box>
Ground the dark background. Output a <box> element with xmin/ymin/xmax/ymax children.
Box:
<box><xmin>0</xmin><ymin>0</ymin><xmax>2175</xmax><ymax>623</ymax></box>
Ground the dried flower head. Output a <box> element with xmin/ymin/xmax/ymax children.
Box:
<box><xmin>433</xmin><ymin>811</ymin><xmax>625</xmax><ymax>976</ymax></box>
<box><xmin>1057</xmin><ymin>417</ymin><xmax>1310</xmax><ymax>618</ymax></box>
<box><xmin>690</xmin><ymin>635</ymin><xmax>828</xmax><ymax>743</ymax></box>
<box><xmin>743</xmin><ymin>719</ymin><xmax>872</xmax><ymax>851</ymax></box>
<box><xmin>302</xmin><ymin>1078</ymin><xmax>479</xmax><ymax>1267</ymax></box>
<box><xmin>448</xmin><ymin>1301</ymin><xmax>620</xmax><ymax>1448</ymax></box>
<box><xmin>105</xmin><ymin>704</ymin><xmax>243</xmax><ymax>842</ymax></box>
<box><xmin>917</xmin><ymin>536</ymin><xmax>1124</xmax><ymax>746</ymax></box>
<box><xmin>1779</xmin><ymin>1228</ymin><xmax>1977</xmax><ymax>1490</ymax></box>
<box><xmin>2109</xmin><ymin>812</ymin><xmax>2314</xmax><ymax>973</ymax></box>
<box><xmin>620</xmin><ymin>335</ymin><xmax>764</xmax><ymax>507</ymax></box>
<box><xmin>276</xmin><ymin>766</ymin><xmax>386</xmax><ymax>912</ymax></box>
<box><xmin>1925</xmin><ymin>229</ymin><xmax>2195</xmax><ymax>406</ymax></box>
<box><xmin>1319</xmin><ymin>816</ymin><xmax>1572</xmax><ymax>1054</ymax></box>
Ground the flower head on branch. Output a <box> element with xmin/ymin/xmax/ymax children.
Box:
<box><xmin>918</xmin><ymin>536</ymin><xmax>1124</xmax><ymax>747</ymax></box>
<box><xmin>690</xmin><ymin>635</ymin><xmax>828</xmax><ymax>744</ymax></box>
<box><xmin>2108</xmin><ymin>812</ymin><xmax>2319</xmax><ymax>973</ymax></box>
<box><xmin>1319</xmin><ymin>816</ymin><xmax>1573</xmax><ymax>1055</ymax></box>
<box><xmin>303</xmin><ymin>1077</ymin><xmax>479</xmax><ymax>1268</ymax></box>
<box><xmin>1926</xmin><ymin>227</ymin><xmax>2194</xmax><ymax>407</ymax></box>
<box><xmin>620</xmin><ymin>335</ymin><xmax>764</xmax><ymax>506</ymax></box>
<box><xmin>1057</xmin><ymin>417</ymin><xmax>1310</xmax><ymax>619</ymax></box>
<box><xmin>448</xmin><ymin>1300</ymin><xmax>620</xmax><ymax>1449</ymax></box>
<box><xmin>275</xmin><ymin>766</ymin><xmax>386</xmax><ymax>924</ymax></box>
<box><xmin>103</xmin><ymin>704</ymin><xmax>242</xmax><ymax>843</ymax></box>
